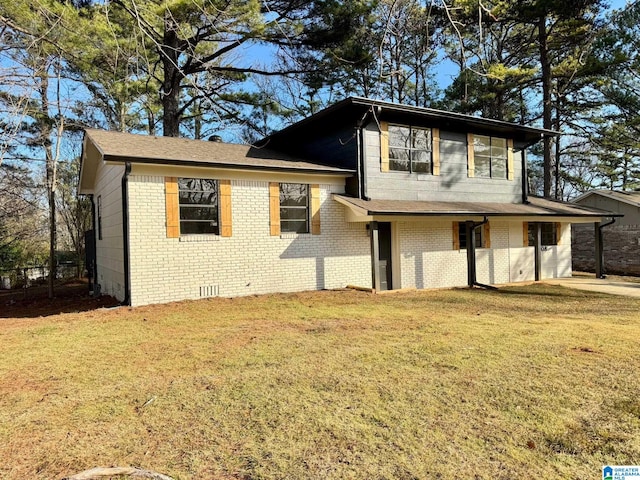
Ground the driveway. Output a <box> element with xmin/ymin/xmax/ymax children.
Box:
<box><xmin>544</xmin><ymin>276</ymin><xmax>640</xmax><ymax>298</ymax></box>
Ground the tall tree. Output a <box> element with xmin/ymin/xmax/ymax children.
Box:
<box><xmin>441</xmin><ymin>0</ymin><xmax>605</xmax><ymax>198</ymax></box>
<box><xmin>106</xmin><ymin>0</ymin><xmax>376</xmax><ymax>137</ymax></box>
<box><xmin>0</xmin><ymin>0</ymin><xmax>82</xmax><ymax>296</ymax></box>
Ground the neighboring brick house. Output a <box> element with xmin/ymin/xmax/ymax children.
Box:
<box><xmin>79</xmin><ymin>97</ymin><xmax>614</xmax><ymax>306</ymax></box>
<box><xmin>572</xmin><ymin>190</ymin><xmax>639</xmax><ymax>276</ymax></box>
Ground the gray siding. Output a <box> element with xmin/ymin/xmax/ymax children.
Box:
<box><xmin>286</xmin><ymin>125</ymin><xmax>357</xmax><ymax>170</ymax></box>
<box><xmin>575</xmin><ymin>195</ymin><xmax>640</xmax><ymax>226</ymax></box>
<box><xmin>363</xmin><ymin>122</ymin><xmax>523</xmax><ymax>203</ymax></box>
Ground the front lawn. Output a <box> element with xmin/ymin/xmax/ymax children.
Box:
<box><xmin>1</xmin><ymin>284</ymin><xmax>639</xmax><ymax>479</ymax></box>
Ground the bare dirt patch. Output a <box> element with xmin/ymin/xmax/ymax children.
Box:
<box><xmin>0</xmin><ymin>281</ymin><xmax>119</xmax><ymax>319</ymax></box>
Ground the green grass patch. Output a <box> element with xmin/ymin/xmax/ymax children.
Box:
<box><xmin>1</xmin><ymin>284</ymin><xmax>639</xmax><ymax>479</ymax></box>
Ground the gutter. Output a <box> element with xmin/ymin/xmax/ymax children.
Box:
<box><xmin>102</xmin><ymin>156</ymin><xmax>354</xmax><ymax>176</ymax></box>
<box><xmin>121</xmin><ymin>162</ymin><xmax>132</xmax><ymax>306</ymax></box>
<box><xmin>600</xmin><ymin>217</ymin><xmax>617</xmax><ymax>230</ymax></box>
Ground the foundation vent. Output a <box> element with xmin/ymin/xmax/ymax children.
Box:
<box><xmin>199</xmin><ymin>285</ymin><xmax>220</xmax><ymax>298</ymax></box>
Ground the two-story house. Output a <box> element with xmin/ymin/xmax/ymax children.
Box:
<box><xmin>79</xmin><ymin>97</ymin><xmax>613</xmax><ymax>306</ymax></box>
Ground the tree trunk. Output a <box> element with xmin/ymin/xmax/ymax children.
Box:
<box><xmin>554</xmin><ymin>89</ymin><xmax>562</xmax><ymax>200</ymax></box>
<box><xmin>539</xmin><ymin>14</ymin><xmax>553</xmax><ymax>198</ymax></box>
<box><xmin>38</xmin><ymin>68</ymin><xmax>57</xmax><ymax>299</ymax></box>
<box><xmin>161</xmin><ymin>14</ymin><xmax>182</xmax><ymax>137</ymax></box>
<box><xmin>48</xmin><ymin>187</ymin><xmax>56</xmax><ymax>297</ymax></box>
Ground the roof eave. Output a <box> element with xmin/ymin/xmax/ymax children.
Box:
<box><xmin>349</xmin><ymin>97</ymin><xmax>559</xmax><ymax>139</ymax></box>
<box><xmin>102</xmin><ymin>154</ymin><xmax>355</xmax><ymax>176</ymax></box>
<box><xmin>261</xmin><ymin>96</ymin><xmax>559</xmax><ymax>147</ymax></box>
<box><xmin>363</xmin><ymin>210</ymin><xmax>614</xmax><ymax>218</ymax></box>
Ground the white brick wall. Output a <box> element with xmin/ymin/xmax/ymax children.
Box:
<box><xmin>126</xmin><ymin>175</ymin><xmax>372</xmax><ymax>306</ymax></box>
<box><xmin>94</xmin><ymin>162</ymin><xmax>125</xmax><ymax>300</ymax></box>
<box><xmin>396</xmin><ymin>220</ymin><xmax>572</xmax><ymax>289</ymax></box>
<box><xmin>95</xmin><ymin>164</ymin><xmax>573</xmax><ymax>305</ymax></box>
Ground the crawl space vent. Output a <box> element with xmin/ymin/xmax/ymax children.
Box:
<box><xmin>199</xmin><ymin>285</ymin><xmax>219</xmax><ymax>298</ymax></box>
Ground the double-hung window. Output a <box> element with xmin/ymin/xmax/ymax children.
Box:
<box><xmin>279</xmin><ymin>183</ymin><xmax>309</xmax><ymax>233</ymax></box>
<box><xmin>454</xmin><ymin>221</ymin><xmax>490</xmax><ymax>249</ymax></box>
<box><xmin>473</xmin><ymin>135</ymin><xmax>508</xmax><ymax>179</ymax></box>
<box><xmin>527</xmin><ymin>222</ymin><xmax>559</xmax><ymax>246</ymax></box>
<box><xmin>388</xmin><ymin>125</ymin><xmax>433</xmax><ymax>173</ymax></box>
<box><xmin>458</xmin><ymin>223</ymin><xmax>484</xmax><ymax>249</ymax></box>
<box><xmin>178</xmin><ymin>178</ymin><xmax>219</xmax><ymax>234</ymax></box>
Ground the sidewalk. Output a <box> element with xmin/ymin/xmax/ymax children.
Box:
<box><xmin>544</xmin><ymin>276</ymin><xmax>640</xmax><ymax>298</ymax></box>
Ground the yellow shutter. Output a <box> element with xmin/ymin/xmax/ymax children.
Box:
<box><xmin>165</xmin><ymin>177</ymin><xmax>179</xmax><ymax>238</ymax></box>
<box><xmin>507</xmin><ymin>138</ymin><xmax>515</xmax><ymax>181</ymax></box>
<box><xmin>483</xmin><ymin>222</ymin><xmax>491</xmax><ymax>248</ymax></box>
<box><xmin>467</xmin><ymin>133</ymin><xmax>475</xmax><ymax>178</ymax></box>
<box><xmin>523</xmin><ymin>222</ymin><xmax>529</xmax><ymax>247</ymax></box>
<box><xmin>432</xmin><ymin>128</ymin><xmax>440</xmax><ymax>176</ymax></box>
<box><xmin>311</xmin><ymin>184</ymin><xmax>321</xmax><ymax>235</ymax></box>
<box><xmin>380</xmin><ymin>121</ymin><xmax>389</xmax><ymax>172</ymax></box>
<box><xmin>555</xmin><ymin>222</ymin><xmax>562</xmax><ymax>245</ymax></box>
<box><xmin>219</xmin><ymin>179</ymin><xmax>232</xmax><ymax>237</ymax></box>
<box><xmin>452</xmin><ymin>222</ymin><xmax>460</xmax><ymax>250</ymax></box>
<box><xmin>269</xmin><ymin>182</ymin><xmax>280</xmax><ymax>236</ymax></box>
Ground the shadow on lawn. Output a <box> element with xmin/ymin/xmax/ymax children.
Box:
<box><xmin>1</xmin><ymin>282</ymin><xmax>120</xmax><ymax>319</ymax></box>
<box><xmin>495</xmin><ymin>284</ymin><xmax>607</xmax><ymax>298</ymax></box>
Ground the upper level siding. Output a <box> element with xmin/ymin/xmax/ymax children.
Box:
<box><xmin>363</xmin><ymin>122</ymin><xmax>524</xmax><ymax>203</ymax></box>
<box><xmin>283</xmin><ymin>124</ymin><xmax>357</xmax><ymax>170</ymax></box>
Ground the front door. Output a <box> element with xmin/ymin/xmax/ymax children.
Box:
<box><xmin>378</xmin><ymin>222</ymin><xmax>392</xmax><ymax>291</ymax></box>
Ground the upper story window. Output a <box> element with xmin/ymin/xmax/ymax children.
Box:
<box><xmin>389</xmin><ymin>125</ymin><xmax>432</xmax><ymax>173</ymax></box>
<box><xmin>381</xmin><ymin>122</ymin><xmax>440</xmax><ymax>175</ymax></box>
<box><xmin>473</xmin><ymin>135</ymin><xmax>507</xmax><ymax>178</ymax></box>
<box><xmin>178</xmin><ymin>178</ymin><xmax>219</xmax><ymax>235</ymax></box>
<box><xmin>467</xmin><ymin>134</ymin><xmax>514</xmax><ymax>180</ymax></box>
<box><xmin>279</xmin><ymin>183</ymin><xmax>309</xmax><ymax>233</ymax></box>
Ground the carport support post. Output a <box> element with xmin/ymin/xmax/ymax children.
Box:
<box><xmin>466</xmin><ymin>221</ymin><xmax>476</xmax><ymax>287</ymax></box>
<box><xmin>534</xmin><ymin>223</ymin><xmax>541</xmax><ymax>281</ymax></box>
<box><xmin>370</xmin><ymin>221</ymin><xmax>381</xmax><ymax>291</ymax></box>
<box><xmin>595</xmin><ymin>221</ymin><xmax>604</xmax><ymax>278</ymax></box>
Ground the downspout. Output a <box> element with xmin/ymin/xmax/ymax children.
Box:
<box><xmin>89</xmin><ymin>194</ymin><xmax>98</xmax><ymax>295</ymax></box>
<box><xmin>121</xmin><ymin>162</ymin><xmax>132</xmax><ymax>306</ymax></box>
<box><xmin>467</xmin><ymin>216</ymin><xmax>496</xmax><ymax>289</ymax></box>
<box><xmin>356</xmin><ymin>107</ymin><xmax>374</xmax><ymax>200</ymax></box>
<box><xmin>534</xmin><ymin>222</ymin><xmax>541</xmax><ymax>281</ymax></box>
<box><xmin>356</xmin><ymin>128</ymin><xmax>363</xmax><ymax>199</ymax></box>
<box><xmin>595</xmin><ymin>217</ymin><xmax>616</xmax><ymax>279</ymax></box>
<box><xmin>522</xmin><ymin>149</ymin><xmax>529</xmax><ymax>204</ymax></box>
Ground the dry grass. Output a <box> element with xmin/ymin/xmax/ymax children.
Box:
<box><xmin>1</xmin><ymin>284</ymin><xmax>639</xmax><ymax>479</ymax></box>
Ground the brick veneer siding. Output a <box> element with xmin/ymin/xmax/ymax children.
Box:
<box><xmin>113</xmin><ymin>172</ymin><xmax>574</xmax><ymax>306</ymax></box>
<box><xmin>572</xmin><ymin>223</ymin><xmax>640</xmax><ymax>276</ymax></box>
<box><xmin>94</xmin><ymin>162</ymin><xmax>125</xmax><ymax>300</ymax></box>
<box><xmin>397</xmin><ymin>220</ymin><xmax>571</xmax><ymax>289</ymax></box>
<box><xmin>126</xmin><ymin>175</ymin><xmax>373</xmax><ymax>306</ymax></box>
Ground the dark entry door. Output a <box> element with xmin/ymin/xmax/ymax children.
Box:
<box><xmin>378</xmin><ymin>222</ymin><xmax>392</xmax><ymax>291</ymax></box>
